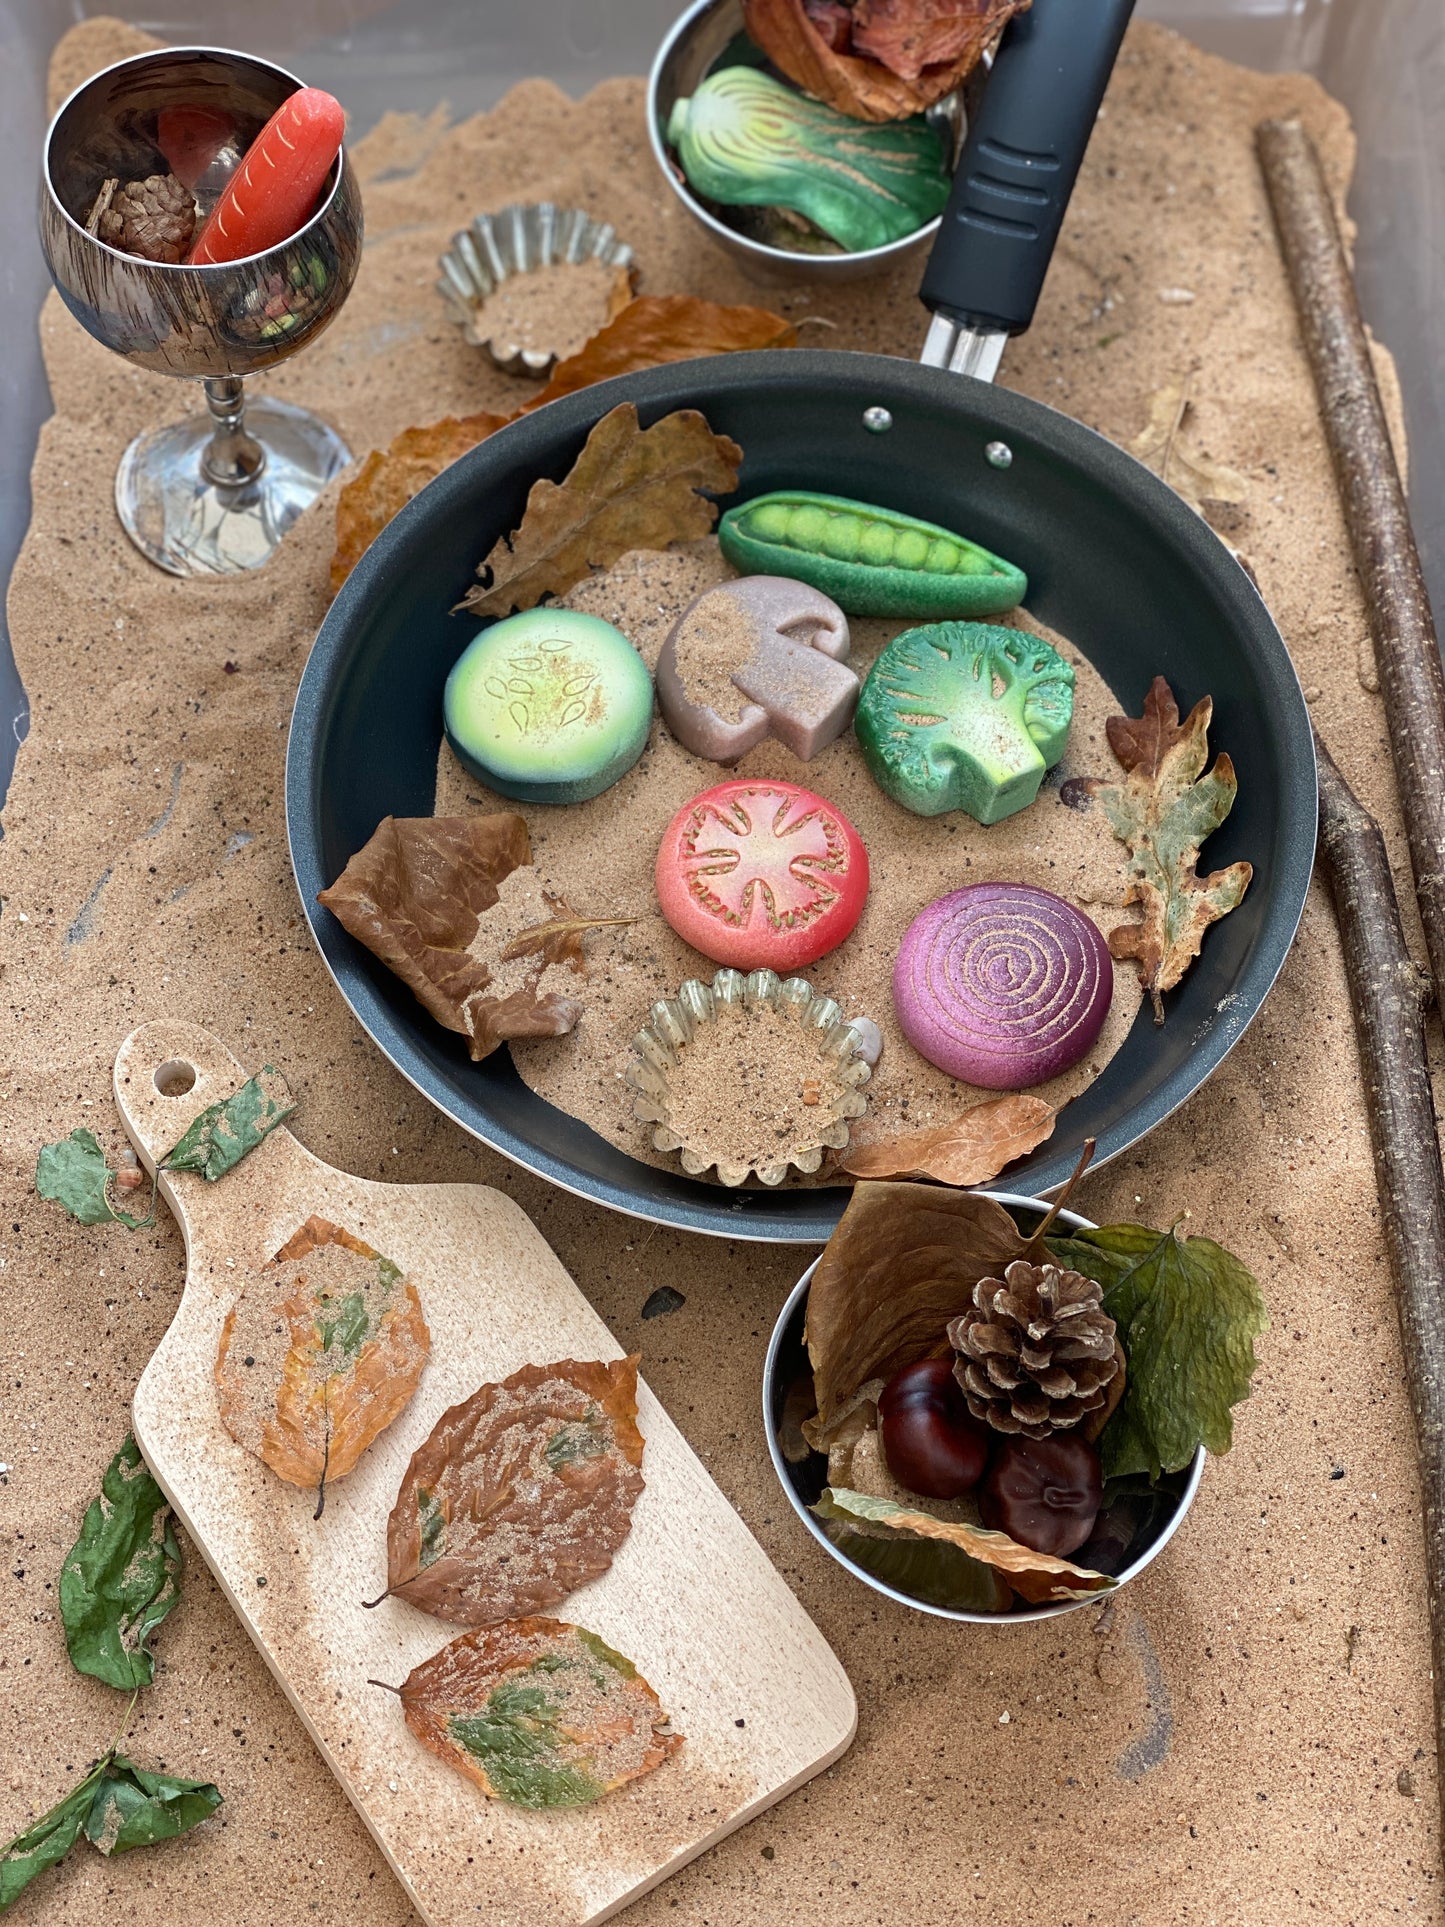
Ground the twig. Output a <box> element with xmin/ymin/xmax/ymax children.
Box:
<box><xmin>1257</xmin><ymin>118</ymin><xmax>1445</xmax><ymax>1007</ymax></box>
<box><xmin>1313</xmin><ymin>731</ymin><xmax>1445</xmax><ymax>1816</ymax></box>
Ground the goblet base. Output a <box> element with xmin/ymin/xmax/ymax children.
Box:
<box><xmin>115</xmin><ymin>396</ymin><xmax>351</xmax><ymax>577</ymax></box>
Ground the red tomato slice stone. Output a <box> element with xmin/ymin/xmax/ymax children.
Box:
<box><xmin>655</xmin><ymin>779</ymin><xmax>870</xmax><ymax>971</ymax></box>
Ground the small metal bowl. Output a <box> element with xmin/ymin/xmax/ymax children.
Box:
<box><xmin>437</xmin><ymin>203</ymin><xmax>634</xmax><ymax>378</ymax></box>
<box><xmin>648</xmin><ymin>0</ymin><xmax>962</xmax><ymax>286</ymax></box>
<box><xmin>763</xmin><ymin>1191</ymin><xmax>1206</xmax><ymax>1624</ymax></box>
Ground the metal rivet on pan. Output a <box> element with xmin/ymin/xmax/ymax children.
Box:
<box><xmin>862</xmin><ymin>406</ymin><xmax>893</xmax><ymax>433</ymax></box>
<box><xmin>985</xmin><ymin>440</ymin><xmax>1013</xmax><ymax>469</ymax></box>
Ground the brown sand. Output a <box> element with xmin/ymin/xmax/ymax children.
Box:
<box><xmin>475</xmin><ymin>256</ymin><xmax>622</xmax><ymax>362</ymax></box>
<box><xmin>1</xmin><ymin>14</ymin><xmax>1439</xmax><ymax>1926</ymax></box>
<box><xmin>438</xmin><ymin>548</ymin><xmax>1142</xmax><ymax>1175</ymax></box>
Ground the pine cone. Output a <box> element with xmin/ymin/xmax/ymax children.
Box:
<box><xmin>95</xmin><ymin>174</ymin><xmax>196</xmax><ymax>265</ymax></box>
<box><xmin>947</xmin><ymin>1260</ymin><xmax>1120</xmax><ymax>1439</ymax></box>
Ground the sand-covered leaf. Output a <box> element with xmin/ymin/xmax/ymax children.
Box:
<box><xmin>841</xmin><ymin>1095</ymin><xmax>1055</xmax><ymax>1185</ymax></box>
<box><xmin>0</xmin><ymin>1773</ymin><xmax>96</xmax><ymax>1909</ymax></box>
<box><xmin>815</xmin><ymin>1487</ymin><xmax>1112</xmax><ymax>1605</ymax></box>
<box><xmin>320</xmin><ymin>813</ymin><xmax>592</xmax><ymax>1061</ymax></box>
<box><xmin>458</xmin><ymin>403</ymin><xmax>743</xmax><ymax>619</ymax></box>
<box><xmin>806</xmin><ymin>1182</ymin><xmax>1030</xmax><ymax>1430</ymax></box>
<box><xmin>382</xmin><ymin>1357</ymin><xmax>644</xmax><ymax>1623</ymax></box>
<box><xmin>1047</xmin><ymin>1223</ymin><xmax>1267</xmax><ymax>1482</ymax></box>
<box><xmin>741</xmin><ymin>0</ymin><xmax>1025</xmax><ymax>120</ymax></box>
<box><xmin>331</xmin><ymin>410</ymin><xmax>512</xmax><ymax>592</ymax></box>
<box><xmin>1130</xmin><ymin>381</ymin><xmax>1250</xmax><ymax>517</ymax></box>
<box><xmin>164</xmin><ymin>1066</ymin><xmax>295</xmax><ymax>1181</ymax></box>
<box><xmin>215</xmin><ymin>1217</ymin><xmax>430</xmax><ymax>1514</ymax></box>
<box><xmin>1089</xmin><ymin>677</ymin><xmax>1253</xmax><ymax>1021</ymax></box>
<box><xmin>81</xmin><ymin>1759</ymin><xmax>221</xmax><ymax>1857</ymax></box>
<box><xmin>522</xmin><ymin>295</ymin><xmax>796</xmax><ymax>410</ymax></box>
<box><xmin>59</xmin><ymin>1434</ymin><xmax>180</xmax><ymax>1691</ymax></box>
<box><xmin>386</xmin><ymin>1617</ymin><xmax>681</xmax><ymax>1809</ymax></box>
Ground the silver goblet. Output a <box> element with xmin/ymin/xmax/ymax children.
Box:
<box><xmin>40</xmin><ymin>46</ymin><xmax>364</xmax><ymax>576</ymax></box>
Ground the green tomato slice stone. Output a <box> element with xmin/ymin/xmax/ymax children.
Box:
<box><xmin>444</xmin><ymin>609</ymin><xmax>654</xmax><ymax>805</ymax></box>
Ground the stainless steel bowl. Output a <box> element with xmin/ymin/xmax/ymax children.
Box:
<box><xmin>647</xmin><ymin>0</ymin><xmax>960</xmax><ymax>286</ymax></box>
<box><xmin>762</xmin><ymin>1191</ymin><xmax>1206</xmax><ymax>1623</ymax></box>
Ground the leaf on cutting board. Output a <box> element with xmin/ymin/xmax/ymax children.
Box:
<box><xmin>318</xmin><ymin>813</ymin><xmax>600</xmax><ymax>1061</ymax></box>
<box><xmin>815</xmin><ymin>1488</ymin><xmax>1111</xmax><ymax>1604</ymax></box>
<box><xmin>163</xmin><ymin>1066</ymin><xmax>295</xmax><ymax>1181</ymax></box>
<box><xmin>379</xmin><ymin>1357</ymin><xmax>645</xmax><ymax>1623</ymax></box>
<box><xmin>330</xmin><ymin>409</ymin><xmax>513</xmax><ymax>592</ymax></box>
<box><xmin>379</xmin><ymin>1616</ymin><xmax>682</xmax><ymax>1809</ymax></box>
<box><xmin>1129</xmin><ymin>381</ymin><xmax>1249</xmax><ymax>517</ymax></box>
<box><xmin>1046</xmin><ymin>1222</ymin><xmax>1267</xmax><ymax>1483</ymax></box>
<box><xmin>0</xmin><ymin>1754</ymin><xmax>220</xmax><ymax>1909</ymax></box>
<box><xmin>840</xmin><ymin>1094</ymin><xmax>1056</xmax><ymax>1185</ymax></box>
<box><xmin>520</xmin><ymin>295</ymin><xmax>797</xmax><ymax>411</ymax></box>
<box><xmin>457</xmin><ymin>403</ymin><xmax>743</xmax><ymax>619</ymax></box>
<box><xmin>741</xmin><ymin>0</ymin><xmax>1025</xmax><ymax>120</ymax></box>
<box><xmin>59</xmin><ymin>1434</ymin><xmax>181</xmax><ymax>1691</ymax></box>
<box><xmin>214</xmin><ymin>1216</ymin><xmax>431</xmax><ymax>1516</ymax></box>
<box><xmin>1087</xmin><ymin>677</ymin><xmax>1253</xmax><ymax>1021</ymax></box>
<box><xmin>805</xmin><ymin>1181</ymin><xmax>1031</xmax><ymax>1431</ymax></box>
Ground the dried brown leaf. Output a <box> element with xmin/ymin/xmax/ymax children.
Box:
<box><xmin>458</xmin><ymin>403</ymin><xmax>743</xmax><ymax>619</ymax></box>
<box><xmin>806</xmin><ymin>1182</ymin><xmax>1031</xmax><ymax>1430</ymax></box>
<box><xmin>1129</xmin><ymin>380</ymin><xmax>1250</xmax><ymax>517</ymax></box>
<box><xmin>522</xmin><ymin>295</ymin><xmax>796</xmax><ymax>412</ymax></box>
<box><xmin>331</xmin><ymin>411</ymin><xmax>512</xmax><ymax>593</ymax></box>
<box><xmin>841</xmin><ymin>1094</ymin><xmax>1055</xmax><ymax>1185</ymax></box>
<box><xmin>500</xmin><ymin>906</ymin><xmax>639</xmax><ymax>968</ymax></box>
<box><xmin>387</xmin><ymin>1616</ymin><xmax>682</xmax><ymax>1807</ymax></box>
<box><xmin>742</xmin><ymin>0</ymin><xmax>1026</xmax><ymax>119</ymax></box>
<box><xmin>381</xmin><ymin>1357</ymin><xmax>645</xmax><ymax>1623</ymax></box>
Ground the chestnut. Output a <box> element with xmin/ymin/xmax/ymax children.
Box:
<box><xmin>878</xmin><ymin>1357</ymin><xmax>991</xmax><ymax>1499</ymax></box>
<box><xmin>979</xmin><ymin>1433</ymin><xmax>1103</xmax><ymax>1558</ymax></box>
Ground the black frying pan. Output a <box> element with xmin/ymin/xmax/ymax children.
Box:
<box><xmin>286</xmin><ymin>0</ymin><xmax>1316</xmax><ymax>1242</ymax></box>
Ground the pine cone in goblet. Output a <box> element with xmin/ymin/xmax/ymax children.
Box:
<box><xmin>947</xmin><ymin>1260</ymin><xmax>1120</xmax><ymax>1440</ymax></box>
<box><xmin>96</xmin><ymin>173</ymin><xmax>197</xmax><ymax>265</ymax></box>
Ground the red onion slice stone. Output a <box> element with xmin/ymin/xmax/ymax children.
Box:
<box><xmin>893</xmin><ymin>882</ymin><xmax>1113</xmax><ymax>1090</ymax></box>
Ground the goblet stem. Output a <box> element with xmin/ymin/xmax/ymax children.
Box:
<box><xmin>201</xmin><ymin>375</ymin><xmax>267</xmax><ymax>489</ymax></box>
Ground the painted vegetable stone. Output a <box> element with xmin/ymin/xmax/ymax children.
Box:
<box><xmin>720</xmin><ymin>493</ymin><xmax>1026</xmax><ymax>621</ymax></box>
<box><xmin>667</xmin><ymin>67</ymin><xmax>949</xmax><ymax>254</ymax></box>
<box><xmin>656</xmin><ymin>778</ymin><xmax>869</xmax><ymax>972</ymax></box>
<box><xmin>856</xmin><ymin>621</ymin><xmax>1073</xmax><ymax>823</ymax></box>
<box><xmin>656</xmin><ymin>575</ymin><xmax>857</xmax><ymax>764</ymax></box>
<box><xmin>894</xmin><ymin>882</ymin><xmax>1113</xmax><ymax>1090</ymax></box>
<box><xmin>444</xmin><ymin>608</ymin><xmax>653</xmax><ymax>805</ymax></box>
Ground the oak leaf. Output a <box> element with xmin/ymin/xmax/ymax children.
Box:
<box><xmin>840</xmin><ymin>1093</ymin><xmax>1055</xmax><ymax>1185</ymax></box>
<box><xmin>214</xmin><ymin>1217</ymin><xmax>431</xmax><ymax>1515</ymax></box>
<box><xmin>742</xmin><ymin>0</ymin><xmax>1026</xmax><ymax>120</ymax></box>
<box><xmin>331</xmin><ymin>411</ymin><xmax>511</xmax><ymax>593</ymax></box>
<box><xmin>1089</xmin><ymin>677</ymin><xmax>1253</xmax><ymax>1022</ymax></box>
<box><xmin>1129</xmin><ymin>381</ymin><xmax>1249</xmax><ymax>518</ymax></box>
<box><xmin>379</xmin><ymin>1357</ymin><xmax>645</xmax><ymax>1623</ymax></box>
<box><xmin>380</xmin><ymin>1617</ymin><xmax>681</xmax><ymax>1808</ymax></box>
<box><xmin>458</xmin><ymin>403</ymin><xmax>743</xmax><ymax>619</ymax></box>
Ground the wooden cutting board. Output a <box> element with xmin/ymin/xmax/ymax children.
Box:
<box><xmin>119</xmin><ymin>1021</ymin><xmax>855</xmax><ymax>1927</ymax></box>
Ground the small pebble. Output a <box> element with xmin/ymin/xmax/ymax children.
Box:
<box><xmin>1158</xmin><ymin>286</ymin><xmax>1197</xmax><ymax>303</ymax></box>
<box><xmin>642</xmin><ymin>1286</ymin><xmax>686</xmax><ymax>1320</ymax></box>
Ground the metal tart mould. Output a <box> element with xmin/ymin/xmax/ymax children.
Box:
<box><xmin>436</xmin><ymin>202</ymin><xmax>635</xmax><ymax>378</ymax></box>
<box><xmin>626</xmin><ymin>968</ymin><xmax>873</xmax><ymax>1187</ymax></box>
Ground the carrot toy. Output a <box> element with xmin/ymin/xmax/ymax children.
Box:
<box><xmin>187</xmin><ymin>86</ymin><xmax>345</xmax><ymax>265</ymax></box>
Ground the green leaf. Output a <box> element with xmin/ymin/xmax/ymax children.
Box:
<box><xmin>162</xmin><ymin>1067</ymin><xmax>295</xmax><ymax>1182</ymax></box>
<box><xmin>0</xmin><ymin>1773</ymin><xmax>96</xmax><ymax>1911</ymax></box>
<box><xmin>82</xmin><ymin>1758</ymin><xmax>221</xmax><ymax>1856</ymax></box>
<box><xmin>1048</xmin><ymin>1224</ymin><xmax>1268</xmax><ymax>1481</ymax></box>
<box><xmin>449</xmin><ymin>1675</ymin><xmax>606</xmax><ymax>1810</ymax></box>
<box><xmin>59</xmin><ymin>1435</ymin><xmax>181</xmax><ymax>1690</ymax></box>
<box><xmin>36</xmin><ymin>1130</ymin><xmax>119</xmax><ymax>1227</ymax></box>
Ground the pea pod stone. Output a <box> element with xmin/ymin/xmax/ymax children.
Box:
<box><xmin>719</xmin><ymin>492</ymin><xmax>1026</xmax><ymax>619</ymax></box>
<box><xmin>444</xmin><ymin>609</ymin><xmax>653</xmax><ymax>806</ymax></box>
<box><xmin>855</xmin><ymin>622</ymin><xmax>1074</xmax><ymax>825</ymax></box>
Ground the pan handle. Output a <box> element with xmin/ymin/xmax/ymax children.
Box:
<box><xmin>919</xmin><ymin>0</ymin><xmax>1135</xmax><ymax>378</ymax></box>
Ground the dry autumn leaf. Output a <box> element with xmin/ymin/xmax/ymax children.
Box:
<box><xmin>841</xmin><ymin>1094</ymin><xmax>1055</xmax><ymax>1185</ymax></box>
<box><xmin>806</xmin><ymin>1182</ymin><xmax>1031</xmax><ymax>1431</ymax></box>
<box><xmin>331</xmin><ymin>410</ymin><xmax>511</xmax><ymax>594</ymax></box>
<box><xmin>379</xmin><ymin>1357</ymin><xmax>645</xmax><ymax>1623</ymax></box>
<box><xmin>318</xmin><ymin>813</ymin><xmax>595</xmax><ymax>1060</ymax></box>
<box><xmin>742</xmin><ymin>0</ymin><xmax>1026</xmax><ymax>120</ymax></box>
<box><xmin>1129</xmin><ymin>380</ymin><xmax>1250</xmax><ymax>518</ymax></box>
<box><xmin>458</xmin><ymin>403</ymin><xmax>743</xmax><ymax>619</ymax></box>
<box><xmin>377</xmin><ymin>1617</ymin><xmax>682</xmax><ymax>1809</ymax></box>
<box><xmin>214</xmin><ymin>1217</ymin><xmax>431</xmax><ymax>1515</ymax></box>
<box><xmin>1088</xmin><ymin>677</ymin><xmax>1253</xmax><ymax>1022</ymax></box>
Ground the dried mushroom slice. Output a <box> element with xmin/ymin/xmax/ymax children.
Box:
<box><xmin>382</xmin><ymin>1357</ymin><xmax>645</xmax><ymax>1623</ymax></box>
<box><xmin>215</xmin><ymin>1216</ymin><xmax>431</xmax><ymax>1516</ymax></box>
<box><xmin>383</xmin><ymin>1616</ymin><xmax>682</xmax><ymax>1809</ymax></box>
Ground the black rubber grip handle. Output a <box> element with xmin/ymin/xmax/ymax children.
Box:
<box><xmin>920</xmin><ymin>0</ymin><xmax>1136</xmax><ymax>335</ymax></box>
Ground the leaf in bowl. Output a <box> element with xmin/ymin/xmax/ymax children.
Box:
<box><xmin>841</xmin><ymin>1094</ymin><xmax>1056</xmax><ymax>1185</ymax></box>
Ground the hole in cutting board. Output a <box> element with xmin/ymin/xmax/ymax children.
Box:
<box><xmin>154</xmin><ymin>1059</ymin><xmax>198</xmax><ymax>1097</ymax></box>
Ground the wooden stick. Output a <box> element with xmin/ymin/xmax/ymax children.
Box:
<box><xmin>1314</xmin><ymin>730</ymin><xmax>1445</xmax><ymax>1810</ymax></box>
<box><xmin>1257</xmin><ymin>117</ymin><xmax>1445</xmax><ymax>1006</ymax></box>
